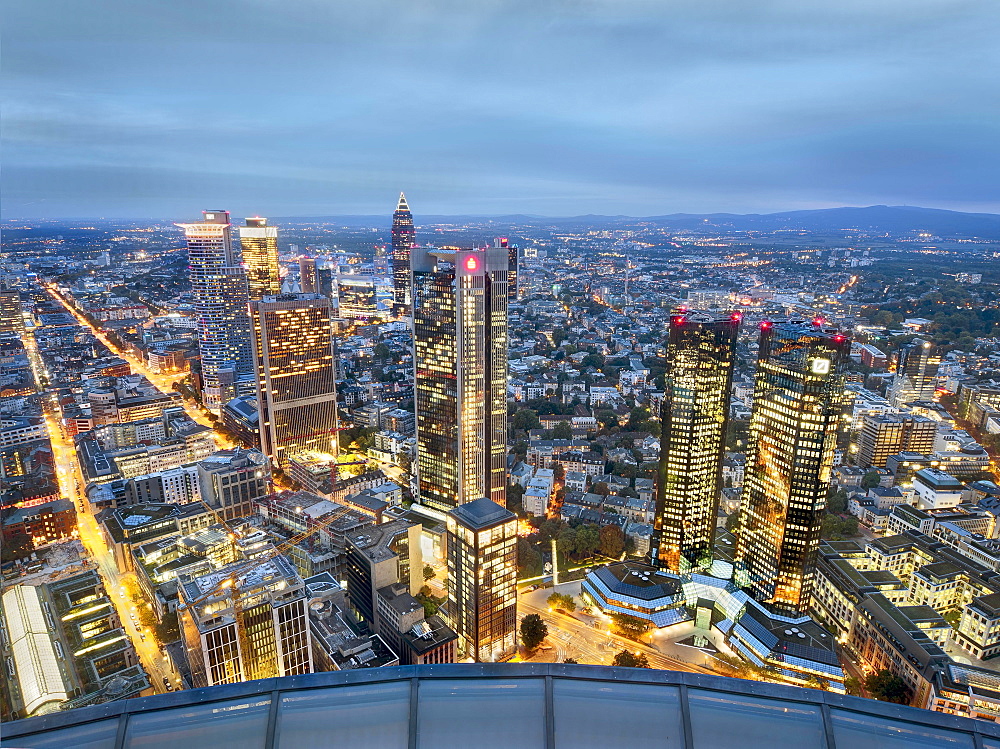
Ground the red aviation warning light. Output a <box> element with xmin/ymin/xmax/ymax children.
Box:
<box><xmin>730</xmin><ymin>312</ymin><xmax>743</xmax><ymax>323</ymax></box>
<box><xmin>812</xmin><ymin>316</ymin><xmax>825</xmax><ymax>327</ymax></box>
<box><xmin>760</xmin><ymin>320</ymin><xmax>772</xmax><ymax>331</ymax></box>
<box><xmin>464</xmin><ymin>256</ymin><xmax>479</xmax><ymax>271</ymax></box>
<box><xmin>833</xmin><ymin>334</ymin><xmax>846</xmax><ymax>343</ymax></box>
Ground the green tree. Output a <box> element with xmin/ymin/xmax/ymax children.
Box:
<box><xmin>611</xmin><ymin>613</ymin><xmax>650</xmax><ymax>640</ymax></box>
<box><xmin>864</xmin><ymin>669</ymin><xmax>910</xmax><ymax>704</ymax></box>
<box><xmin>520</xmin><ymin>613</ymin><xmax>548</xmax><ymax>650</ymax></box>
<box><xmin>596</xmin><ymin>410</ymin><xmax>618</xmax><ymax>429</ymax></box>
<box><xmin>612</xmin><ymin>650</ymin><xmax>650</xmax><ymax>668</ymax></box>
<box><xmin>547</xmin><ymin>592</ymin><xmax>576</xmax><ymax>612</ymax></box>
<box><xmin>552</xmin><ymin>421</ymin><xmax>573</xmax><ymax>440</ymax></box>
<box><xmin>861</xmin><ymin>471</ymin><xmax>882</xmax><ymax>490</ymax></box>
<box><xmin>511</xmin><ymin>409</ymin><xmax>541</xmax><ymax>432</ymax></box>
<box><xmin>724</xmin><ymin>511</ymin><xmax>741</xmax><ymax>533</ymax></box>
<box><xmin>598</xmin><ymin>524</ymin><xmax>625</xmax><ymax>558</ymax></box>
<box><xmin>827</xmin><ymin>488</ymin><xmax>849</xmax><ymax>514</ymax></box>
<box><xmin>590</xmin><ymin>481</ymin><xmax>611</xmax><ymax>497</ymax></box>
<box><xmin>517</xmin><ymin>537</ymin><xmax>543</xmax><ymax>576</ymax></box>
<box><xmin>575</xmin><ymin>525</ymin><xmax>600</xmax><ymax>558</ymax></box>
<box><xmin>422</xmin><ymin>564</ymin><xmax>436</xmax><ymax>581</ymax></box>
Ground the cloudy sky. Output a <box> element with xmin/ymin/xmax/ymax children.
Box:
<box><xmin>4</xmin><ymin>0</ymin><xmax>1000</xmax><ymax>219</ymax></box>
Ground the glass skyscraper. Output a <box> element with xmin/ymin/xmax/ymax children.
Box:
<box><xmin>887</xmin><ymin>338</ymin><xmax>941</xmax><ymax>408</ymax></box>
<box><xmin>412</xmin><ymin>245</ymin><xmax>508</xmax><ymax>513</ymax></box>
<box><xmin>177</xmin><ymin>210</ymin><xmax>254</xmax><ymax>411</ymax></box>
<box><xmin>651</xmin><ymin>310</ymin><xmax>739</xmax><ymax>574</ymax></box>
<box><xmin>250</xmin><ymin>293</ymin><xmax>339</xmax><ymax>469</ymax></box>
<box><xmin>239</xmin><ymin>217</ymin><xmax>281</xmax><ymax>300</ymax></box>
<box><xmin>391</xmin><ymin>192</ymin><xmax>415</xmax><ymax>314</ymax></box>
<box><xmin>735</xmin><ymin>320</ymin><xmax>850</xmax><ymax>616</ymax></box>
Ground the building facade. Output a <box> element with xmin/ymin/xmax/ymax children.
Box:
<box><xmin>446</xmin><ymin>498</ymin><xmax>517</xmax><ymax>662</ymax></box>
<box><xmin>177</xmin><ymin>211</ymin><xmax>254</xmax><ymax>410</ymax></box>
<box><xmin>857</xmin><ymin>413</ymin><xmax>937</xmax><ymax>469</ymax></box>
<box><xmin>250</xmin><ymin>293</ymin><xmax>338</xmax><ymax>469</ymax></box>
<box><xmin>735</xmin><ymin>320</ymin><xmax>850</xmax><ymax>615</ymax></box>
<box><xmin>412</xmin><ymin>246</ymin><xmax>508</xmax><ymax>512</ymax></box>
<box><xmin>888</xmin><ymin>339</ymin><xmax>941</xmax><ymax>408</ymax></box>
<box><xmin>391</xmin><ymin>192</ymin><xmax>415</xmax><ymax>313</ymax></box>
<box><xmin>239</xmin><ymin>217</ymin><xmax>281</xmax><ymax>300</ymax></box>
<box><xmin>651</xmin><ymin>310</ymin><xmax>739</xmax><ymax>573</ymax></box>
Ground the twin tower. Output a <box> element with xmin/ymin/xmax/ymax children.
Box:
<box><xmin>651</xmin><ymin>311</ymin><xmax>849</xmax><ymax>616</ymax></box>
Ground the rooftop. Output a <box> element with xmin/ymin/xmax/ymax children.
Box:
<box><xmin>449</xmin><ymin>497</ymin><xmax>515</xmax><ymax>531</ymax></box>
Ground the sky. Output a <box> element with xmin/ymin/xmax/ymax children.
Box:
<box><xmin>4</xmin><ymin>0</ymin><xmax>1000</xmax><ymax>219</ymax></box>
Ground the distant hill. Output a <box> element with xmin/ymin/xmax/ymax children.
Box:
<box><xmin>275</xmin><ymin>205</ymin><xmax>1000</xmax><ymax>238</ymax></box>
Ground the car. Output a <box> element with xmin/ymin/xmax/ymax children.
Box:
<box><xmin>162</xmin><ymin>677</ymin><xmax>173</xmax><ymax>692</ymax></box>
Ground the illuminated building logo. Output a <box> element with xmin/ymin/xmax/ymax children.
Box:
<box><xmin>464</xmin><ymin>256</ymin><xmax>479</xmax><ymax>271</ymax></box>
<box><xmin>811</xmin><ymin>358</ymin><xmax>831</xmax><ymax>374</ymax></box>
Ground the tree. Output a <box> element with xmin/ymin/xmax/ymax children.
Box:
<box><xmin>864</xmin><ymin>669</ymin><xmax>910</xmax><ymax>704</ymax></box>
<box><xmin>611</xmin><ymin>613</ymin><xmax>650</xmax><ymax>640</ymax></box>
<box><xmin>575</xmin><ymin>525</ymin><xmax>600</xmax><ymax>558</ymax></box>
<box><xmin>520</xmin><ymin>613</ymin><xmax>548</xmax><ymax>650</ymax></box>
<box><xmin>827</xmin><ymin>487</ymin><xmax>849</xmax><ymax>514</ymax></box>
<box><xmin>547</xmin><ymin>592</ymin><xmax>576</xmax><ymax>612</ymax></box>
<box><xmin>552</xmin><ymin>421</ymin><xmax>573</xmax><ymax>440</ymax></box>
<box><xmin>562</xmin><ymin>657</ymin><xmax>579</xmax><ymax>664</ymax></box>
<box><xmin>553</xmin><ymin>462</ymin><xmax>565</xmax><ymax>482</ymax></box>
<box><xmin>373</xmin><ymin>342</ymin><xmax>391</xmax><ymax>360</ymax></box>
<box><xmin>612</xmin><ymin>650</ymin><xmax>650</xmax><ymax>668</ymax></box>
<box><xmin>590</xmin><ymin>481</ymin><xmax>611</xmax><ymax>497</ymax></box>
<box><xmin>596</xmin><ymin>410</ymin><xmax>618</xmax><ymax>429</ymax></box>
<box><xmin>423</xmin><ymin>564</ymin><xmax>436</xmax><ymax>581</ymax></box>
<box><xmin>1</xmin><ymin>530</ymin><xmax>33</xmax><ymax>563</ymax></box>
<box><xmin>517</xmin><ymin>537</ymin><xmax>543</xmax><ymax>576</ymax></box>
<box><xmin>511</xmin><ymin>409</ymin><xmax>541</xmax><ymax>432</ymax></box>
<box><xmin>861</xmin><ymin>471</ymin><xmax>882</xmax><ymax>490</ymax></box>
<box><xmin>724</xmin><ymin>511</ymin><xmax>741</xmax><ymax>533</ymax></box>
<box><xmin>598</xmin><ymin>524</ymin><xmax>625</xmax><ymax>558</ymax></box>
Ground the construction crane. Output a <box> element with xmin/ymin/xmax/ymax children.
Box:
<box><xmin>178</xmin><ymin>498</ymin><xmax>358</xmax><ymax>682</ymax></box>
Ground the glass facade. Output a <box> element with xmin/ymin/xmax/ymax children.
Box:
<box><xmin>651</xmin><ymin>311</ymin><xmax>739</xmax><ymax>573</ymax></box>
<box><xmin>391</xmin><ymin>192</ymin><xmax>415</xmax><ymax>312</ymax></box>
<box><xmin>177</xmin><ymin>211</ymin><xmax>254</xmax><ymax>411</ymax></box>
<box><xmin>887</xmin><ymin>338</ymin><xmax>941</xmax><ymax>408</ymax></box>
<box><xmin>239</xmin><ymin>218</ymin><xmax>281</xmax><ymax>300</ymax></box>
<box><xmin>735</xmin><ymin>320</ymin><xmax>850</xmax><ymax>615</ymax></box>
<box><xmin>250</xmin><ymin>293</ymin><xmax>339</xmax><ymax>468</ymax></box>
<box><xmin>412</xmin><ymin>247</ymin><xmax>508</xmax><ymax>512</ymax></box>
<box><xmin>6</xmin><ymin>664</ymin><xmax>997</xmax><ymax>749</ymax></box>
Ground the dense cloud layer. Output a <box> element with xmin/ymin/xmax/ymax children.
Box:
<box><xmin>3</xmin><ymin>0</ymin><xmax>999</xmax><ymax>218</ymax></box>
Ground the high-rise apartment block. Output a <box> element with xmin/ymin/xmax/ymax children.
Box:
<box><xmin>239</xmin><ymin>217</ymin><xmax>281</xmax><ymax>299</ymax></box>
<box><xmin>857</xmin><ymin>413</ymin><xmax>937</xmax><ymax>469</ymax></box>
<box><xmin>178</xmin><ymin>554</ymin><xmax>312</xmax><ymax>687</ymax></box>
<box><xmin>391</xmin><ymin>193</ymin><xmax>415</xmax><ymax>313</ymax></box>
<box><xmin>446</xmin><ymin>497</ymin><xmax>517</xmax><ymax>662</ymax></box>
<box><xmin>0</xmin><ymin>289</ymin><xmax>23</xmax><ymax>336</ymax></box>
<box><xmin>888</xmin><ymin>339</ymin><xmax>941</xmax><ymax>408</ymax></box>
<box><xmin>651</xmin><ymin>310</ymin><xmax>739</xmax><ymax>573</ymax></box>
<box><xmin>735</xmin><ymin>320</ymin><xmax>850</xmax><ymax>615</ymax></box>
<box><xmin>250</xmin><ymin>293</ymin><xmax>338</xmax><ymax>469</ymax></box>
<box><xmin>412</xmin><ymin>246</ymin><xmax>508</xmax><ymax>512</ymax></box>
<box><xmin>177</xmin><ymin>211</ymin><xmax>254</xmax><ymax>411</ymax></box>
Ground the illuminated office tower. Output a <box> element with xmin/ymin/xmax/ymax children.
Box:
<box><xmin>239</xmin><ymin>217</ymin><xmax>280</xmax><ymax>299</ymax></box>
<box><xmin>391</xmin><ymin>192</ymin><xmax>415</xmax><ymax>313</ymax></box>
<box><xmin>178</xmin><ymin>555</ymin><xmax>312</xmax><ymax>687</ymax></box>
<box><xmin>446</xmin><ymin>497</ymin><xmax>517</xmax><ymax>662</ymax></box>
<box><xmin>250</xmin><ymin>293</ymin><xmax>338</xmax><ymax>469</ymax></box>
<box><xmin>887</xmin><ymin>338</ymin><xmax>941</xmax><ymax>408</ymax></box>
<box><xmin>0</xmin><ymin>288</ymin><xmax>22</xmax><ymax>336</ymax></box>
<box><xmin>650</xmin><ymin>310</ymin><xmax>739</xmax><ymax>574</ymax></box>
<box><xmin>298</xmin><ymin>257</ymin><xmax>319</xmax><ymax>294</ymax></box>
<box><xmin>735</xmin><ymin>320</ymin><xmax>849</xmax><ymax>616</ymax></box>
<box><xmin>494</xmin><ymin>237</ymin><xmax>519</xmax><ymax>302</ymax></box>
<box><xmin>177</xmin><ymin>211</ymin><xmax>254</xmax><ymax>411</ymax></box>
<box><xmin>412</xmin><ymin>246</ymin><xmax>508</xmax><ymax>512</ymax></box>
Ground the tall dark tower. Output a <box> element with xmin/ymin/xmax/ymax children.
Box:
<box><xmin>650</xmin><ymin>310</ymin><xmax>739</xmax><ymax>574</ymax></box>
<box><xmin>412</xmin><ymin>245</ymin><xmax>508</xmax><ymax>513</ymax></box>
<box><xmin>494</xmin><ymin>237</ymin><xmax>518</xmax><ymax>302</ymax></box>
<box><xmin>735</xmin><ymin>320</ymin><xmax>850</xmax><ymax>616</ymax></box>
<box><xmin>391</xmin><ymin>192</ymin><xmax>415</xmax><ymax>314</ymax></box>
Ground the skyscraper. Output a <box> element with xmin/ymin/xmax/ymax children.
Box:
<box><xmin>239</xmin><ymin>217</ymin><xmax>281</xmax><ymax>300</ymax></box>
<box><xmin>0</xmin><ymin>288</ymin><xmax>23</xmax><ymax>336</ymax></box>
<box><xmin>412</xmin><ymin>246</ymin><xmax>508</xmax><ymax>513</ymax></box>
<box><xmin>446</xmin><ymin>497</ymin><xmax>517</xmax><ymax>662</ymax></box>
<box><xmin>250</xmin><ymin>293</ymin><xmax>338</xmax><ymax>469</ymax></box>
<box><xmin>494</xmin><ymin>237</ymin><xmax>519</xmax><ymax>302</ymax></box>
<box><xmin>887</xmin><ymin>338</ymin><xmax>941</xmax><ymax>408</ymax></box>
<box><xmin>298</xmin><ymin>257</ymin><xmax>319</xmax><ymax>294</ymax></box>
<box><xmin>650</xmin><ymin>310</ymin><xmax>739</xmax><ymax>574</ymax></box>
<box><xmin>735</xmin><ymin>320</ymin><xmax>850</xmax><ymax>616</ymax></box>
<box><xmin>391</xmin><ymin>192</ymin><xmax>415</xmax><ymax>314</ymax></box>
<box><xmin>177</xmin><ymin>211</ymin><xmax>254</xmax><ymax>411</ymax></box>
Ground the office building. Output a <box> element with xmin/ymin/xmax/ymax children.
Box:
<box><xmin>177</xmin><ymin>211</ymin><xmax>254</xmax><ymax>410</ymax></box>
<box><xmin>735</xmin><ymin>320</ymin><xmax>850</xmax><ymax>615</ymax></box>
<box><xmin>0</xmin><ymin>288</ymin><xmax>23</xmax><ymax>336</ymax></box>
<box><xmin>391</xmin><ymin>192</ymin><xmax>415</xmax><ymax>313</ymax></box>
<box><xmin>250</xmin><ymin>293</ymin><xmax>338</xmax><ymax>469</ymax></box>
<box><xmin>239</xmin><ymin>217</ymin><xmax>281</xmax><ymax>299</ymax></box>
<box><xmin>298</xmin><ymin>257</ymin><xmax>318</xmax><ymax>294</ymax></box>
<box><xmin>197</xmin><ymin>448</ymin><xmax>271</xmax><ymax>521</ymax></box>
<box><xmin>888</xmin><ymin>339</ymin><xmax>941</xmax><ymax>408</ymax></box>
<box><xmin>177</xmin><ymin>554</ymin><xmax>312</xmax><ymax>687</ymax></box>
<box><xmin>412</xmin><ymin>245</ymin><xmax>508</xmax><ymax>512</ymax></box>
<box><xmin>446</xmin><ymin>497</ymin><xmax>517</xmax><ymax>662</ymax></box>
<box><xmin>651</xmin><ymin>310</ymin><xmax>739</xmax><ymax>573</ymax></box>
<box><xmin>856</xmin><ymin>413</ymin><xmax>937</xmax><ymax>469</ymax></box>
<box><xmin>495</xmin><ymin>237</ymin><xmax>519</xmax><ymax>301</ymax></box>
